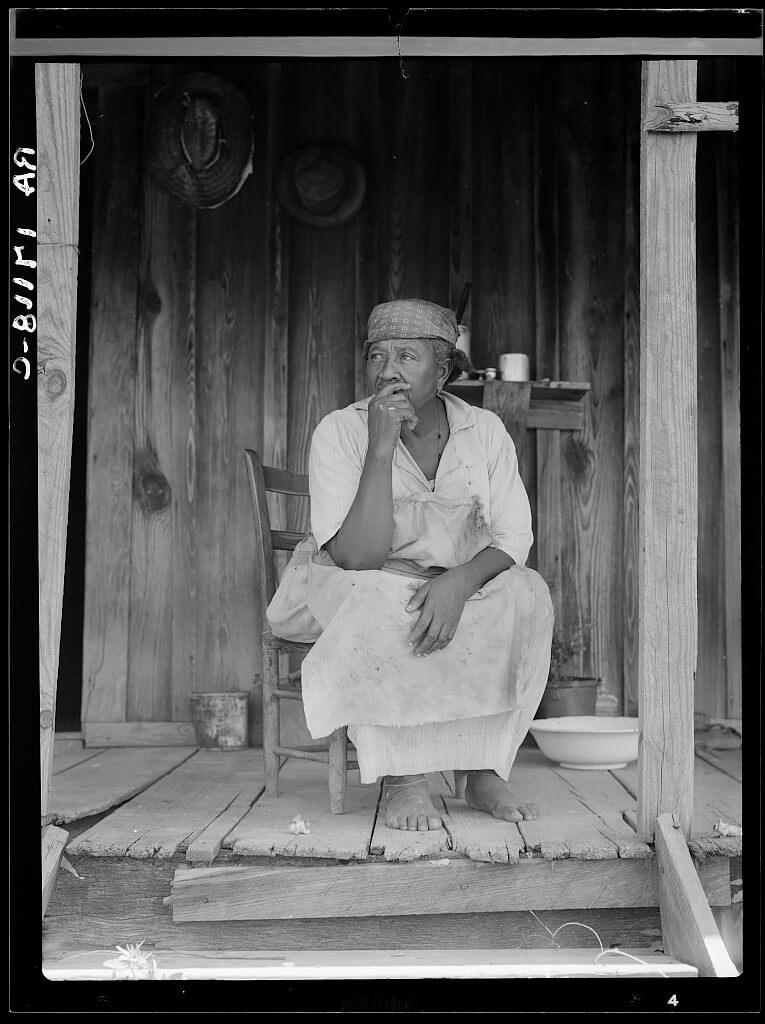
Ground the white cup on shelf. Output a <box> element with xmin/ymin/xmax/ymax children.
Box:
<box><xmin>499</xmin><ymin>352</ymin><xmax>530</xmax><ymax>382</ymax></box>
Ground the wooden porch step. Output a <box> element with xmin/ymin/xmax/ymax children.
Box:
<box><xmin>165</xmin><ymin>856</ymin><xmax>731</xmax><ymax>922</ymax></box>
<box><xmin>42</xmin><ymin>947</ymin><xmax>697</xmax><ymax>980</ymax></box>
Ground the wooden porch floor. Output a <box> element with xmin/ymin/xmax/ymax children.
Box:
<box><xmin>44</xmin><ymin>739</ymin><xmax>743</xmax><ymax>973</ymax></box>
<box><xmin>51</xmin><ymin>739</ymin><xmax>742</xmax><ymax>865</ymax></box>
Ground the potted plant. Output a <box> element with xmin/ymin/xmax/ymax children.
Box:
<box><xmin>536</xmin><ymin>622</ymin><xmax>600</xmax><ymax>719</ymax></box>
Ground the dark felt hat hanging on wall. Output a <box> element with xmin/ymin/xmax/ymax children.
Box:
<box><xmin>145</xmin><ymin>72</ymin><xmax>254</xmax><ymax>209</ymax></box>
<box><xmin>276</xmin><ymin>144</ymin><xmax>366</xmax><ymax>227</ymax></box>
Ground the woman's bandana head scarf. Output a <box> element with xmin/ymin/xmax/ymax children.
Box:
<box><xmin>365</xmin><ymin>299</ymin><xmax>459</xmax><ymax>347</ymax></box>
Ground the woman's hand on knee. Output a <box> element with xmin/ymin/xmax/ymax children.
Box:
<box><xmin>405</xmin><ymin>572</ymin><xmax>471</xmax><ymax>657</ymax></box>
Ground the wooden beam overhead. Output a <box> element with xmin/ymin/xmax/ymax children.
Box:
<box><xmin>11</xmin><ymin>36</ymin><xmax>763</xmax><ymax>58</ymax></box>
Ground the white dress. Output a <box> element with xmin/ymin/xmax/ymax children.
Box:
<box><xmin>266</xmin><ymin>392</ymin><xmax>553</xmax><ymax>783</ymax></box>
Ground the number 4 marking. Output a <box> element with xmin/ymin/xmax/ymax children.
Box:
<box><xmin>668</xmin><ymin>994</ymin><xmax>679</xmax><ymax>1007</ymax></box>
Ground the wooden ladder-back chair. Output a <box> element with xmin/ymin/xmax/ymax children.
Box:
<box><xmin>244</xmin><ymin>450</ymin><xmax>358</xmax><ymax>814</ymax></box>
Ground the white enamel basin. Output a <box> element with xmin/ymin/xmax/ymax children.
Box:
<box><xmin>529</xmin><ymin>716</ymin><xmax>639</xmax><ymax>770</ymax></box>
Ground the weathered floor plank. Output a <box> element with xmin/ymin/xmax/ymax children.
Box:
<box><xmin>42</xmin><ymin>858</ymin><xmax>664</xmax><ymax>956</ymax></box>
<box><xmin>167</xmin><ymin>856</ymin><xmax>731</xmax><ymax>923</ymax></box>
<box><xmin>441</xmin><ymin>797</ymin><xmax>526</xmax><ymax>864</ymax></box>
<box><xmin>49</xmin><ymin>747</ymin><xmax>197</xmax><ymax>825</ymax></box>
<box><xmin>506</xmin><ymin>749</ymin><xmax>620</xmax><ymax>860</ymax></box>
<box><xmin>224</xmin><ymin>758</ymin><xmax>378</xmax><ymax>860</ymax></box>
<box><xmin>543</xmin><ymin>763</ymin><xmax>651</xmax><ymax>859</ymax></box>
<box><xmin>186</xmin><ymin>790</ymin><xmax>262</xmax><ymax>864</ymax></box>
<box><xmin>694</xmin><ymin>747</ymin><xmax>742</xmax><ymax>783</ymax></box>
<box><xmin>67</xmin><ymin>749</ymin><xmax>264</xmax><ymax>858</ymax></box>
<box><xmin>614</xmin><ymin>755</ymin><xmax>741</xmax><ymax>859</ymax></box>
<box><xmin>52</xmin><ymin>745</ymin><xmax>740</xmax><ymax>868</ymax></box>
<box><xmin>52</xmin><ymin>744</ymin><xmax>104</xmax><ymax>775</ymax></box>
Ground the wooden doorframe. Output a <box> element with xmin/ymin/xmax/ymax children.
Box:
<box><xmin>36</xmin><ymin>63</ymin><xmax>81</xmax><ymax>821</ymax></box>
<box><xmin>29</xmin><ymin>45</ymin><xmax>742</xmax><ymax>839</ymax></box>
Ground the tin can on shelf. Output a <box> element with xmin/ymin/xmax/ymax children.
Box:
<box><xmin>484</xmin><ymin>367</ymin><xmax>497</xmax><ymax>381</ymax></box>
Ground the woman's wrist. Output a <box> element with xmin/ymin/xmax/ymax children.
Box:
<box><xmin>365</xmin><ymin>444</ymin><xmax>396</xmax><ymax>466</ymax></box>
<box><xmin>451</xmin><ymin>548</ymin><xmax>514</xmax><ymax>597</ymax></box>
<box><xmin>445</xmin><ymin>565</ymin><xmax>481</xmax><ymax>599</ymax></box>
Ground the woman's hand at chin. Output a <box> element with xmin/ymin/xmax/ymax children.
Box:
<box><xmin>367</xmin><ymin>382</ymin><xmax>418</xmax><ymax>457</ymax></box>
<box><xmin>405</xmin><ymin>569</ymin><xmax>473</xmax><ymax>657</ymax></box>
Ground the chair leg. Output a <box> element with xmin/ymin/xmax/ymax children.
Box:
<box><xmin>262</xmin><ymin>645</ymin><xmax>281</xmax><ymax>797</ymax></box>
<box><xmin>453</xmin><ymin>769</ymin><xmax>468</xmax><ymax>801</ymax></box>
<box><xmin>328</xmin><ymin>727</ymin><xmax>348</xmax><ymax>814</ymax></box>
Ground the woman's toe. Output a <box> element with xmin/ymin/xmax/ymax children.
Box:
<box><xmin>417</xmin><ymin>814</ymin><xmax>429</xmax><ymax>831</ymax></box>
<box><xmin>519</xmin><ymin>802</ymin><xmax>539</xmax><ymax>820</ymax></box>
<box><xmin>428</xmin><ymin>815</ymin><xmax>442</xmax><ymax>830</ymax></box>
<box><xmin>500</xmin><ymin>804</ymin><xmax>523</xmax><ymax>823</ymax></box>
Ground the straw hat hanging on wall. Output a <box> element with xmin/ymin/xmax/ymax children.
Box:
<box><xmin>276</xmin><ymin>144</ymin><xmax>366</xmax><ymax>227</ymax></box>
<box><xmin>145</xmin><ymin>72</ymin><xmax>254</xmax><ymax>209</ymax></box>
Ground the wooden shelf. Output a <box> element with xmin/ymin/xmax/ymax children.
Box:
<box><xmin>446</xmin><ymin>380</ymin><xmax>590</xmax><ymax>432</ymax></box>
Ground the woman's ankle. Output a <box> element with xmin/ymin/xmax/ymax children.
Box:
<box><xmin>385</xmin><ymin>773</ymin><xmax>427</xmax><ymax>786</ymax></box>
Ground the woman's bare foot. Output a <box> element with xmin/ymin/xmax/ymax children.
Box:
<box><xmin>464</xmin><ymin>770</ymin><xmax>540</xmax><ymax>823</ymax></box>
<box><xmin>384</xmin><ymin>774</ymin><xmax>442</xmax><ymax>831</ymax></box>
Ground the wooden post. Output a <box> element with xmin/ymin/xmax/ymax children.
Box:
<box><xmin>37</xmin><ymin>63</ymin><xmax>80</xmax><ymax>819</ymax></box>
<box><xmin>637</xmin><ymin>61</ymin><xmax>698</xmax><ymax>841</ymax></box>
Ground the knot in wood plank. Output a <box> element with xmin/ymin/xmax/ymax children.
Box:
<box><xmin>44</xmin><ymin>367</ymin><xmax>68</xmax><ymax>400</ymax></box>
<box><xmin>139</xmin><ymin>277</ymin><xmax>163</xmax><ymax>320</ymax></box>
<box><xmin>562</xmin><ymin>435</ymin><xmax>594</xmax><ymax>482</ymax></box>
<box><xmin>133</xmin><ymin>449</ymin><xmax>172</xmax><ymax>513</ymax></box>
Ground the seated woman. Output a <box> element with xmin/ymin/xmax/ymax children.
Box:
<box><xmin>267</xmin><ymin>298</ymin><xmax>553</xmax><ymax>831</ymax></box>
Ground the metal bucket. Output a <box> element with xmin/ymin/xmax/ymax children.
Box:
<box><xmin>190</xmin><ymin>691</ymin><xmax>250</xmax><ymax>750</ymax></box>
<box><xmin>537</xmin><ymin>678</ymin><xmax>599</xmax><ymax>719</ymax></box>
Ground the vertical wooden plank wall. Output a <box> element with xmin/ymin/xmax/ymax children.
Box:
<box><xmin>622</xmin><ymin>65</ymin><xmax>641</xmax><ymax>718</ymax></box>
<box><xmin>37</xmin><ymin>63</ymin><xmax>80</xmax><ymax>812</ymax></box>
<box><xmin>533</xmin><ymin>62</ymin><xmax>563</xmax><ymax>624</ymax></box>
<box><xmin>474</xmin><ymin>61</ymin><xmax>538</xmax><ymax>559</ymax></box>
<box><xmin>262</xmin><ymin>62</ymin><xmax>291</xmax><ymax>587</ymax></box>
<box><xmin>195</xmin><ymin>64</ymin><xmax>268</xmax><ymax>704</ymax></box>
<box><xmin>530</xmin><ymin>61</ymin><xmax>629</xmax><ymax>705</ymax></box>
<box><xmin>558</xmin><ymin>61</ymin><xmax>627</xmax><ymax>704</ymax></box>
<box><xmin>447</xmin><ymin>62</ymin><xmax>473</xmax><ymax>325</ymax></box>
<box><xmin>712</xmin><ymin>60</ymin><xmax>742</xmax><ymax>720</ymax></box>
<box><xmin>378</xmin><ymin>60</ymin><xmax>451</xmax><ymax>309</ymax></box>
<box><xmin>81</xmin><ymin>84</ymin><xmax>142</xmax><ymax>727</ymax></box>
<box><xmin>349</xmin><ymin>60</ymin><xmax>381</xmax><ymax>401</ymax></box>
<box><xmin>126</xmin><ymin>63</ymin><xmax>201</xmax><ymax>728</ymax></box>
<box><xmin>695</xmin><ymin>64</ymin><xmax>727</xmax><ymax>720</ymax></box>
<box><xmin>79</xmin><ymin>57</ymin><xmax>738</xmax><ymax>739</ymax></box>
<box><xmin>637</xmin><ymin>60</ymin><xmax>698</xmax><ymax>841</ymax></box>
<box><xmin>285</xmin><ymin>62</ymin><xmax>358</xmax><ymax>536</ymax></box>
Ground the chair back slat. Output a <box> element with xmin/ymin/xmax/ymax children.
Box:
<box><xmin>263</xmin><ymin>465</ymin><xmax>309</xmax><ymax>496</ymax></box>
<box><xmin>244</xmin><ymin>450</ymin><xmax>309</xmax><ymax>608</ymax></box>
<box><xmin>272</xmin><ymin>530</ymin><xmax>305</xmax><ymax>551</ymax></box>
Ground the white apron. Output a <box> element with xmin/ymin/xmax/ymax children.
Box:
<box><xmin>267</xmin><ymin>498</ymin><xmax>553</xmax><ymax>777</ymax></box>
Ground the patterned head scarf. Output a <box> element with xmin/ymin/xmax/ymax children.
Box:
<box><xmin>365</xmin><ymin>299</ymin><xmax>459</xmax><ymax>347</ymax></box>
